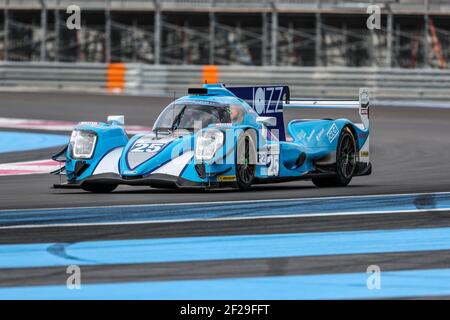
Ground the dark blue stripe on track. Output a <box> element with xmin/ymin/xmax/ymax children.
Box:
<box><xmin>0</xmin><ymin>192</ymin><xmax>449</xmax><ymax>227</ymax></box>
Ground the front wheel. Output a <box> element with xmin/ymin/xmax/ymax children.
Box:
<box><xmin>236</xmin><ymin>131</ymin><xmax>256</xmax><ymax>191</ymax></box>
<box><xmin>313</xmin><ymin>126</ymin><xmax>357</xmax><ymax>188</ymax></box>
<box><xmin>81</xmin><ymin>183</ymin><xmax>118</xmax><ymax>193</ymax></box>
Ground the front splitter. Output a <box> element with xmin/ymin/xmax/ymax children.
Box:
<box><xmin>53</xmin><ymin>173</ymin><xmax>237</xmax><ymax>190</ymax></box>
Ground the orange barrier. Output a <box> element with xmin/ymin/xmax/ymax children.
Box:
<box><xmin>107</xmin><ymin>63</ymin><xmax>126</xmax><ymax>93</ymax></box>
<box><xmin>202</xmin><ymin>65</ymin><xmax>219</xmax><ymax>84</ymax></box>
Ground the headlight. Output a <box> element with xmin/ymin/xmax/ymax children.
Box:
<box><xmin>195</xmin><ymin>129</ymin><xmax>224</xmax><ymax>162</ymax></box>
<box><xmin>70</xmin><ymin>130</ymin><xmax>97</xmax><ymax>159</ymax></box>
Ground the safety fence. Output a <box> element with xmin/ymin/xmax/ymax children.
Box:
<box><xmin>2</xmin><ymin>1</ymin><xmax>450</xmax><ymax>67</ymax></box>
<box><xmin>1</xmin><ymin>62</ymin><xmax>450</xmax><ymax>106</ymax></box>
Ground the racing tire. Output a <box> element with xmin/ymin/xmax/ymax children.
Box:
<box><xmin>312</xmin><ymin>126</ymin><xmax>357</xmax><ymax>188</ymax></box>
<box><xmin>81</xmin><ymin>183</ymin><xmax>118</xmax><ymax>193</ymax></box>
<box><xmin>236</xmin><ymin>130</ymin><xmax>257</xmax><ymax>191</ymax></box>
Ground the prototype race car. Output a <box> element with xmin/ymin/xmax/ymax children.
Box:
<box><xmin>52</xmin><ymin>84</ymin><xmax>371</xmax><ymax>192</ymax></box>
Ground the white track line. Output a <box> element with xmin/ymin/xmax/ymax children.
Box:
<box><xmin>1</xmin><ymin>207</ymin><xmax>449</xmax><ymax>230</ymax></box>
<box><xmin>0</xmin><ymin>117</ymin><xmax>151</xmax><ymax>135</ymax></box>
<box><xmin>2</xmin><ymin>190</ymin><xmax>449</xmax><ymax>213</ymax></box>
<box><xmin>0</xmin><ymin>159</ymin><xmax>60</xmax><ymax>176</ymax></box>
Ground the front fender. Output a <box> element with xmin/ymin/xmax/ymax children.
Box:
<box><xmin>65</xmin><ymin>123</ymin><xmax>128</xmax><ymax>182</ymax></box>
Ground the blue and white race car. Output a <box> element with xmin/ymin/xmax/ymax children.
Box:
<box><xmin>52</xmin><ymin>84</ymin><xmax>371</xmax><ymax>192</ymax></box>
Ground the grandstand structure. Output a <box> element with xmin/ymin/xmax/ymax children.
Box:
<box><xmin>0</xmin><ymin>0</ymin><xmax>449</xmax><ymax>68</ymax></box>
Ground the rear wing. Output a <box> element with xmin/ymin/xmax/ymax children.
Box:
<box><xmin>223</xmin><ymin>84</ymin><xmax>368</xmax><ymax>141</ymax></box>
<box><xmin>284</xmin><ymin>88</ymin><xmax>370</xmax><ymax>130</ymax></box>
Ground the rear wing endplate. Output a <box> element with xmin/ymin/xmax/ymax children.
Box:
<box><xmin>284</xmin><ymin>88</ymin><xmax>370</xmax><ymax>130</ymax></box>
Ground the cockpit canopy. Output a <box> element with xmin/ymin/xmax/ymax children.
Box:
<box><xmin>153</xmin><ymin>102</ymin><xmax>245</xmax><ymax>132</ymax></box>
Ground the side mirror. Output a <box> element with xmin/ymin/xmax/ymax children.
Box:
<box><xmin>359</xmin><ymin>88</ymin><xmax>370</xmax><ymax>107</ymax></box>
<box><xmin>256</xmin><ymin>116</ymin><xmax>276</xmax><ymax>127</ymax></box>
<box><xmin>107</xmin><ymin>115</ymin><xmax>125</xmax><ymax>126</ymax></box>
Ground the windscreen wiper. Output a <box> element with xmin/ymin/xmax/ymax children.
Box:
<box><xmin>170</xmin><ymin>105</ymin><xmax>187</xmax><ymax>132</ymax></box>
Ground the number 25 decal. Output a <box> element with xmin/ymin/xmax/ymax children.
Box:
<box><xmin>267</xmin><ymin>154</ymin><xmax>280</xmax><ymax>176</ymax></box>
<box><xmin>131</xmin><ymin>143</ymin><xmax>165</xmax><ymax>153</ymax></box>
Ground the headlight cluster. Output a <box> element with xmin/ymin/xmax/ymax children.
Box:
<box><xmin>70</xmin><ymin>130</ymin><xmax>97</xmax><ymax>159</ymax></box>
<box><xmin>195</xmin><ymin>129</ymin><xmax>224</xmax><ymax>162</ymax></box>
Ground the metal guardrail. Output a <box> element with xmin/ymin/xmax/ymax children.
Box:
<box><xmin>1</xmin><ymin>62</ymin><xmax>450</xmax><ymax>106</ymax></box>
<box><xmin>0</xmin><ymin>62</ymin><xmax>107</xmax><ymax>92</ymax></box>
<box><xmin>132</xmin><ymin>65</ymin><xmax>450</xmax><ymax>103</ymax></box>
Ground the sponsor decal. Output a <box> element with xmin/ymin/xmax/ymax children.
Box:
<box><xmin>254</xmin><ymin>87</ymin><xmax>266</xmax><ymax>114</ymax></box>
<box><xmin>214</xmin><ymin>123</ymin><xmax>233</xmax><ymax>127</ymax></box>
<box><xmin>297</xmin><ymin>130</ymin><xmax>307</xmax><ymax>140</ymax></box>
<box><xmin>257</xmin><ymin>144</ymin><xmax>280</xmax><ymax>171</ymax></box>
<box><xmin>327</xmin><ymin>123</ymin><xmax>339</xmax><ymax>143</ymax></box>
<box><xmin>253</xmin><ymin>86</ymin><xmax>284</xmax><ymax>114</ymax></box>
<box><xmin>257</xmin><ymin>152</ymin><xmax>267</xmax><ymax>165</ymax></box>
<box><xmin>316</xmin><ymin>128</ymin><xmax>325</xmax><ymax>141</ymax></box>
<box><xmin>360</xmin><ymin>151</ymin><xmax>369</xmax><ymax>157</ymax></box>
<box><xmin>177</xmin><ymin>99</ymin><xmax>221</xmax><ymax>106</ymax></box>
<box><xmin>130</xmin><ymin>142</ymin><xmax>165</xmax><ymax>153</ymax></box>
<box><xmin>78</xmin><ymin>121</ymin><xmax>99</xmax><ymax>126</ymax></box>
<box><xmin>123</xmin><ymin>170</ymin><xmax>138</xmax><ymax>175</ymax></box>
<box><xmin>306</xmin><ymin>129</ymin><xmax>316</xmax><ymax>142</ymax></box>
<box><xmin>217</xmin><ymin>175</ymin><xmax>236</xmax><ymax>182</ymax></box>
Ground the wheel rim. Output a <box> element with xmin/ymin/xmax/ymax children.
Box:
<box><xmin>237</xmin><ymin>137</ymin><xmax>255</xmax><ymax>184</ymax></box>
<box><xmin>339</xmin><ymin>133</ymin><xmax>356</xmax><ymax>179</ymax></box>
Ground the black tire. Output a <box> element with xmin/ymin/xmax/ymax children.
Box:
<box><xmin>312</xmin><ymin>126</ymin><xmax>357</xmax><ymax>188</ymax></box>
<box><xmin>81</xmin><ymin>183</ymin><xmax>118</xmax><ymax>193</ymax></box>
<box><xmin>236</xmin><ymin>131</ymin><xmax>256</xmax><ymax>191</ymax></box>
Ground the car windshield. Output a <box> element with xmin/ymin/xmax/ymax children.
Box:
<box><xmin>153</xmin><ymin>103</ymin><xmax>242</xmax><ymax>132</ymax></box>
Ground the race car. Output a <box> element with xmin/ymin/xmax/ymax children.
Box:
<box><xmin>52</xmin><ymin>84</ymin><xmax>371</xmax><ymax>192</ymax></box>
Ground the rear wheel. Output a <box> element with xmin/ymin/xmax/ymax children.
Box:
<box><xmin>313</xmin><ymin>127</ymin><xmax>357</xmax><ymax>187</ymax></box>
<box><xmin>81</xmin><ymin>183</ymin><xmax>118</xmax><ymax>193</ymax></box>
<box><xmin>236</xmin><ymin>131</ymin><xmax>256</xmax><ymax>190</ymax></box>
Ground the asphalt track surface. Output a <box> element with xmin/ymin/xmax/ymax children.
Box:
<box><xmin>1</xmin><ymin>92</ymin><xmax>450</xmax><ymax>299</ymax></box>
<box><xmin>1</xmin><ymin>92</ymin><xmax>450</xmax><ymax>209</ymax></box>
